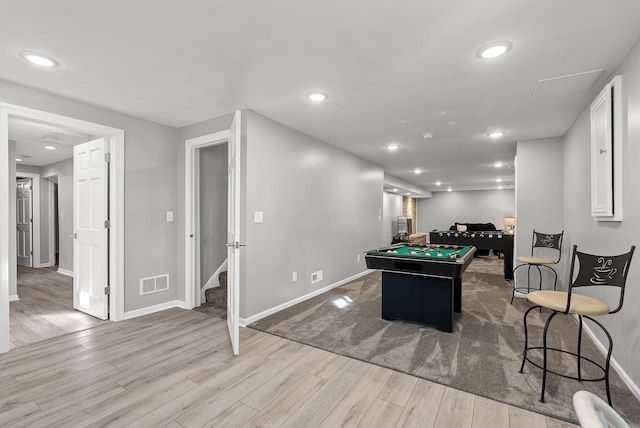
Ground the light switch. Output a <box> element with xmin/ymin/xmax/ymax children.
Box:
<box><xmin>254</xmin><ymin>211</ymin><xmax>263</xmax><ymax>223</ymax></box>
<box><xmin>167</xmin><ymin>211</ymin><xmax>174</xmax><ymax>222</ymax></box>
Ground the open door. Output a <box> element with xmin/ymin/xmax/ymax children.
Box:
<box><xmin>73</xmin><ymin>138</ymin><xmax>109</xmax><ymax>320</ymax></box>
<box><xmin>16</xmin><ymin>178</ymin><xmax>33</xmax><ymax>267</ymax></box>
<box><xmin>226</xmin><ymin>111</ymin><xmax>242</xmax><ymax>355</ymax></box>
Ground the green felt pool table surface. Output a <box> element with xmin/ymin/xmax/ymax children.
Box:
<box><xmin>368</xmin><ymin>243</ymin><xmax>474</xmax><ymax>260</ymax></box>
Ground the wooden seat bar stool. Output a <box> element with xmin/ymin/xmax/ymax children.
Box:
<box><xmin>520</xmin><ymin>245</ymin><xmax>635</xmax><ymax>406</ymax></box>
<box><xmin>511</xmin><ymin>230</ymin><xmax>564</xmax><ymax>304</ymax></box>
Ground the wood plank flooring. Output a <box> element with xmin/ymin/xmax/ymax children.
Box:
<box><xmin>10</xmin><ymin>265</ymin><xmax>106</xmax><ymax>349</ymax></box>
<box><xmin>1</xmin><ymin>307</ymin><xmax>579</xmax><ymax>427</ymax></box>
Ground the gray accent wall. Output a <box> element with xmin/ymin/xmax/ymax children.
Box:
<box><xmin>514</xmin><ymin>138</ymin><xmax>565</xmax><ymax>289</ymax></box>
<box><xmin>416</xmin><ymin>189</ymin><xmax>515</xmax><ymax>233</ymax></box>
<box><xmin>2</xmin><ymin>79</ymin><xmax>179</xmax><ymax>312</ymax></box>
<box><xmin>242</xmin><ymin>110</ymin><xmax>383</xmax><ymax>318</ymax></box>
<box><xmin>199</xmin><ymin>143</ymin><xmax>228</xmax><ymax>288</ymax></box>
<box><xmin>563</xmin><ymin>40</ymin><xmax>640</xmax><ymax>388</ymax></box>
<box><xmin>382</xmin><ymin>192</ymin><xmax>403</xmax><ymax>245</ymax></box>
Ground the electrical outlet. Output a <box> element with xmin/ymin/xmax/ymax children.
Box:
<box><xmin>357</xmin><ymin>254</ymin><xmax>361</xmax><ymax>262</ymax></box>
<box><xmin>311</xmin><ymin>270</ymin><xmax>323</xmax><ymax>284</ymax></box>
<box><xmin>292</xmin><ymin>271</ymin><xmax>297</xmax><ymax>282</ymax></box>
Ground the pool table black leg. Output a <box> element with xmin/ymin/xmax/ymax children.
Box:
<box><xmin>453</xmin><ymin>278</ymin><xmax>462</xmax><ymax>313</ymax></box>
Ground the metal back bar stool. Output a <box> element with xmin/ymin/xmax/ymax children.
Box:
<box><xmin>520</xmin><ymin>244</ymin><xmax>635</xmax><ymax>406</ymax></box>
<box><xmin>511</xmin><ymin>230</ymin><xmax>564</xmax><ymax>304</ymax></box>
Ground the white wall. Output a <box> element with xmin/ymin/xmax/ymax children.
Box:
<box><xmin>199</xmin><ymin>143</ymin><xmax>228</xmax><ymax>288</ymax></box>
<box><xmin>382</xmin><ymin>192</ymin><xmax>403</xmax><ymax>245</ymax></box>
<box><xmin>514</xmin><ymin>138</ymin><xmax>565</xmax><ymax>289</ymax></box>
<box><xmin>242</xmin><ymin>110</ymin><xmax>383</xmax><ymax>318</ymax></box>
<box><xmin>2</xmin><ymin>79</ymin><xmax>179</xmax><ymax>312</ymax></box>
<box><xmin>563</xmin><ymin>40</ymin><xmax>640</xmax><ymax>389</ymax></box>
<box><xmin>416</xmin><ymin>189</ymin><xmax>515</xmax><ymax>233</ymax></box>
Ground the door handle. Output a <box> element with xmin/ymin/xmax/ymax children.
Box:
<box><xmin>226</xmin><ymin>241</ymin><xmax>246</xmax><ymax>249</ymax></box>
<box><xmin>73</xmin><ymin>233</ymin><xmax>77</xmax><ymax>239</ymax></box>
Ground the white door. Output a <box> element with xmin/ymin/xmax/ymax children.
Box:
<box><xmin>16</xmin><ymin>179</ymin><xmax>32</xmax><ymax>267</ymax></box>
<box><xmin>73</xmin><ymin>138</ymin><xmax>109</xmax><ymax>320</ymax></box>
<box><xmin>226</xmin><ymin>111</ymin><xmax>242</xmax><ymax>355</ymax></box>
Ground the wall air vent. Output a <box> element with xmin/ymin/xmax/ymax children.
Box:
<box><xmin>140</xmin><ymin>274</ymin><xmax>170</xmax><ymax>295</ymax></box>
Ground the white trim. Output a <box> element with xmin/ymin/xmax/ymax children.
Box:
<box><xmin>38</xmin><ymin>262</ymin><xmax>53</xmax><ymax>268</ymax></box>
<box><xmin>15</xmin><ymin>173</ymin><xmax>40</xmax><ymax>268</ymax></box>
<box><xmin>46</xmin><ymin>178</ymin><xmax>56</xmax><ymax>266</ymax></box>
<box><xmin>239</xmin><ymin>270</ymin><xmax>374</xmax><ymax>327</ymax></box>
<box><xmin>9</xmin><ymin>295</ymin><xmax>19</xmax><ymax>302</ymax></box>
<box><xmin>184</xmin><ymin>130</ymin><xmax>230</xmax><ymax>309</ymax></box>
<box><xmin>578</xmin><ymin>315</ymin><xmax>640</xmax><ymax>402</ymax></box>
<box><xmin>0</xmin><ymin>102</ymin><xmax>126</xmax><ymax>355</ymax></box>
<box><xmin>57</xmin><ymin>268</ymin><xmax>74</xmax><ymax>277</ymax></box>
<box><xmin>201</xmin><ymin>258</ymin><xmax>228</xmax><ymax>303</ymax></box>
<box><xmin>124</xmin><ymin>300</ymin><xmax>188</xmax><ymax>320</ymax></box>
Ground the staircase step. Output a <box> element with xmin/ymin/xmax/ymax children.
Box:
<box><xmin>204</xmin><ymin>271</ymin><xmax>228</xmax><ymax>307</ymax></box>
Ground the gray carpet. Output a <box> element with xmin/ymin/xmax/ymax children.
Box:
<box><xmin>249</xmin><ymin>256</ymin><xmax>640</xmax><ymax>426</ymax></box>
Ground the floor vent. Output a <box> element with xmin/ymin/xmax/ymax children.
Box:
<box><xmin>140</xmin><ymin>274</ymin><xmax>170</xmax><ymax>295</ymax></box>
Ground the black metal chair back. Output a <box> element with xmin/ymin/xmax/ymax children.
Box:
<box><xmin>567</xmin><ymin>245</ymin><xmax>635</xmax><ymax>314</ymax></box>
<box><xmin>531</xmin><ymin>230</ymin><xmax>564</xmax><ymax>262</ymax></box>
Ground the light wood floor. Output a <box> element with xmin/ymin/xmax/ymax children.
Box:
<box><xmin>1</xmin><ymin>307</ymin><xmax>578</xmax><ymax>428</ymax></box>
<box><xmin>10</xmin><ymin>265</ymin><xmax>106</xmax><ymax>350</ymax></box>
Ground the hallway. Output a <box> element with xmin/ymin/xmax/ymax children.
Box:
<box><xmin>10</xmin><ymin>266</ymin><xmax>105</xmax><ymax>349</ymax></box>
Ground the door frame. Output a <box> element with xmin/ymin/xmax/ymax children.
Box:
<box><xmin>0</xmin><ymin>102</ymin><xmax>125</xmax><ymax>353</ymax></box>
<box><xmin>15</xmin><ymin>173</ymin><xmax>40</xmax><ymax>268</ymax></box>
<box><xmin>184</xmin><ymin>130</ymin><xmax>229</xmax><ymax>309</ymax></box>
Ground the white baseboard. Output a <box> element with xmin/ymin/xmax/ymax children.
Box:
<box><xmin>37</xmin><ymin>262</ymin><xmax>53</xmax><ymax>268</ymax></box>
<box><xmin>9</xmin><ymin>294</ymin><xmax>19</xmax><ymax>302</ymax></box>
<box><xmin>123</xmin><ymin>300</ymin><xmax>188</xmax><ymax>320</ymax></box>
<box><xmin>57</xmin><ymin>268</ymin><xmax>73</xmax><ymax>277</ymax></box>
<box><xmin>239</xmin><ymin>269</ymin><xmax>374</xmax><ymax>327</ymax></box>
<box><xmin>577</xmin><ymin>315</ymin><xmax>640</xmax><ymax>402</ymax></box>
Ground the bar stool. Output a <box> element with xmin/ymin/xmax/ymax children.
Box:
<box><xmin>520</xmin><ymin>245</ymin><xmax>635</xmax><ymax>405</ymax></box>
<box><xmin>511</xmin><ymin>230</ymin><xmax>564</xmax><ymax>304</ymax></box>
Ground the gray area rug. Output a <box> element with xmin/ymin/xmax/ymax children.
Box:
<box><xmin>249</xmin><ymin>256</ymin><xmax>640</xmax><ymax>426</ymax></box>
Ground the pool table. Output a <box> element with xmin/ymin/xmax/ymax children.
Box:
<box><xmin>365</xmin><ymin>243</ymin><xmax>476</xmax><ymax>332</ymax></box>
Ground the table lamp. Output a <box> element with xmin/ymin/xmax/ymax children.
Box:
<box><xmin>504</xmin><ymin>217</ymin><xmax>515</xmax><ymax>234</ymax></box>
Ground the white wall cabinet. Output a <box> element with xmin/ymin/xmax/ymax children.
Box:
<box><xmin>590</xmin><ymin>75</ymin><xmax>624</xmax><ymax>221</ymax></box>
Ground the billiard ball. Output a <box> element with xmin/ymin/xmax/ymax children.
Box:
<box><xmin>444</xmin><ymin>245</ymin><xmax>449</xmax><ymax>249</ymax></box>
<box><xmin>453</xmin><ymin>245</ymin><xmax>459</xmax><ymax>250</ymax></box>
<box><xmin>430</xmin><ymin>244</ymin><xmax>435</xmax><ymax>249</ymax></box>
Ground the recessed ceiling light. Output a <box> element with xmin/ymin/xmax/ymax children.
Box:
<box><xmin>15</xmin><ymin>158</ymin><xmax>22</xmax><ymax>162</ymax></box>
<box><xmin>488</xmin><ymin>131</ymin><xmax>506</xmax><ymax>138</ymax></box>
<box><xmin>447</xmin><ymin>188</ymin><xmax>452</xmax><ymax>192</ymax></box>
<box><xmin>498</xmin><ymin>185</ymin><xmax>504</xmax><ymax>190</ymax></box>
<box><xmin>405</xmin><ymin>192</ymin><xmax>411</xmax><ymax>196</ymax></box>
<box><xmin>386</xmin><ymin>144</ymin><xmax>400</xmax><ymax>151</ymax></box>
<box><xmin>44</xmin><ymin>145</ymin><xmax>57</xmax><ymax>150</ymax></box>
<box><xmin>496</xmin><ymin>178</ymin><xmax>502</xmax><ymax>183</ymax></box>
<box><xmin>20</xmin><ymin>51</ymin><xmax>59</xmax><ymax>67</ymax></box>
<box><xmin>414</xmin><ymin>168</ymin><xmax>422</xmax><ymax>174</ymax></box>
<box><xmin>435</xmin><ymin>181</ymin><xmax>442</xmax><ymax>186</ymax></box>
<box><xmin>305</xmin><ymin>91</ymin><xmax>328</xmax><ymax>102</ymax></box>
<box><xmin>477</xmin><ymin>42</ymin><xmax>512</xmax><ymax>59</ymax></box>
<box><xmin>494</xmin><ymin>162</ymin><xmax>504</xmax><ymax>168</ymax></box>
<box><xmin>422</xmin><ymin>133</ymin><xmax>434</xmax><ymax>139</ymax></box>
<box><xmin>392</xmin><ymin>188</ymin><xmax>398</xmax><ymax>192</ymax></box>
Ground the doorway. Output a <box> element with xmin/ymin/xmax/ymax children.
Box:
<box><xmin>1</xmin><ymin>102</ymin><xmax>125</xmax><ymax>354</ymax></box>
<box><xmin>184</xmin><ymin>111</ymin><xmax>242</xmax><ymax>355</ymax></box>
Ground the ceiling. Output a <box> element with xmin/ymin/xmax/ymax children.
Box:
<box><xmin>2</xmin><ymin>1</ymin><xmax>640</xmax><ymax>193</ymax></box>
<box><xmin>10</xmin><ymin>117</ymin><xmax>96</xmax><ymax>166</ymax></box>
